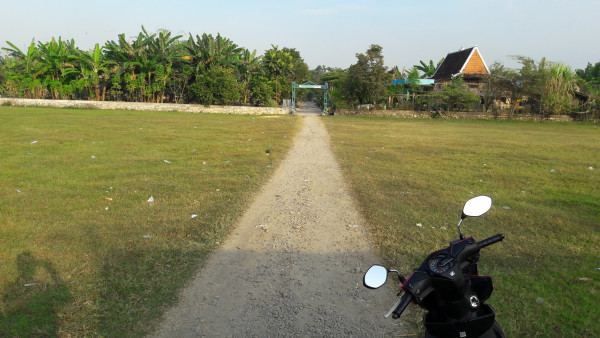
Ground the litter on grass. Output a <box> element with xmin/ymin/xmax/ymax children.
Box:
<box><xmin>91</xmin><ymin>155</ymin><xmax>96</xmax><ymax>159</ymax></box>
<box><xmin>163</xmin><ymin>160</ymin><xmax>171</xmax><ymax>164</ymax></box>
<box><xmin>190</xmin><ymin>214</ymin><xmax>198</xmax><ymax>219</ymax></box>
<box><xmin>147</xmin><ymin>196</ymin><xmax>154</xmax><ymax>203</ymax></box>
<box><xmin>142</xmin><ymin>235</ymin><xmax>152</xmax><ymax>239</ymax></box>
<box><xmin>31</xmin><ymin>140</ymin><xmax>38</xmax><ymax>144</ymax></box>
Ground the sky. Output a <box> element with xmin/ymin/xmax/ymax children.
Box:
<box><xmin>1</xmin><ymin>0</ymin><xmax>599</xmax><ymax>71</ymax></box>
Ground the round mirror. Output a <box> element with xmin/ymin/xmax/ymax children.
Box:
<box><xmin>463</xmin><ymin>196</ymin><xmax>492</xmax><ymax>218</ymax></box>
<box><xmin>363</xmin><ymin>265</ymin><xmax>388</xmax><ymax>289</ymax></box>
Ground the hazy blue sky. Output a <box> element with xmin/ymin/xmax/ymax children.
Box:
<box><xmin>2</xmin><ymin>0</ymin><xmax>598</xmax><ymax>71</ymax></box>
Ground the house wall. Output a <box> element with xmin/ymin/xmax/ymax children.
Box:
<box><xmin>463</xmin><ymin>50</ymin><xmax>488</xmax><ymax>74</ymax></box>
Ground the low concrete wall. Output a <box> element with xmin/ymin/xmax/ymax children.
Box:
<box><xmin>334</xmin><ymin>108</ymin><xmax>578</xmax><ymax>122</ymax></box>
<box><xmin>0</xmin><ymin>98</ymin><xmax>291</xmax><ymax>115</ymax></box>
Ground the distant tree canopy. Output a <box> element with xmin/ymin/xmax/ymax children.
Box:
<box><xmin>0</xmin><ymin>26</ymin><xmax>308</xmax><ymax>106</ymax></box>
<box><xmin>1</xmin><ymin>30</ymin><xmax>598</xmax><ymax>116</ymax></box>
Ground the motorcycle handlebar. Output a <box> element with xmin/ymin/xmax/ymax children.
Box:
<box><xmin>477</xmin><ymin>234</ymin><xmax>505</xmax><ymax>250</ymax></box>
<box><xmin>392</xmin><ymin>293</ymin><xmax>413</xmax><ymax>319</ymax></box>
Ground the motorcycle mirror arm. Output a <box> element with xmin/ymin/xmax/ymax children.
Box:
<box><xmin>457</xmin><ymin>217</ymin><xmax>466</xmax><ymax>240</ymax></box>
<box><xmin>389</xmin><ymin>269</ymin><xmax>406</xmax><ymax>284</ymax></box>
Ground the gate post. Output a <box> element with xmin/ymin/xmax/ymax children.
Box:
<box><xmin>291</xmin><ymin>82</ymin><xmax>296</xmax><ymax>114</ymax></box>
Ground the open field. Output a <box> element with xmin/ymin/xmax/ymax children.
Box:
<box><xmin>323</xmin><ymin>116</ymin><xmax>599</xmax><ymax>337</ymax></box>
<box><xmin>0</xmin><ymin>107</ymin><xmax>299</xmax><ymax>336</ymax></box>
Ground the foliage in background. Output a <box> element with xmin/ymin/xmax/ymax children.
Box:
<box><xmin>576</xmin><ymin>61</ymin><xmax>600</xmax><ymax>114</ymax></box>
<box><xmin>0</xmin><ymin>27</ymin><xmax>309</xmax><ymax>107</ymax></box>
<box><xmin>344</xmin><ymin>44</ymin><xmax>392</xmax><ymax>106</ymax></box>
<box><xmin>2</xmin><ymin>29</ymin><xmax>600</xmax><ymax>116</ymax></box>
<box><xmin>413</xmin><ymin>59</ymin><xmax>444</xmax><ymax>78</ymax></box>
<box><xmin>434</xmin><ymin>77</ymin><xmax>480</xmax><ymax>112</ymax></box>
<box><xmin>188</xmin><ymin>66</ymin><xmax>241</xmax><ymax>105</ymax></box>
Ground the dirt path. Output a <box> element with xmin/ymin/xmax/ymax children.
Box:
<box><xmin>152</xmin><ymin>103</ymin><xmax>402</xmax><ymax>337</ymax></box>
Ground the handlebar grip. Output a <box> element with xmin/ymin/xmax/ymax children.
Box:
<box><xmin>392</xmin><ymin>293</ymin><xmax>413</xmax><ymax>319</ymax></box>
<box><xmin>477</xmin><ymin>233</ymin><xmax>505</xmax><ymax>250</ymax></box>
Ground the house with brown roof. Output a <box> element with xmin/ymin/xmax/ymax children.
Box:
<box><xmin>431</xmin><ymin>46</ymin><xmax>490</xmax><ymax>92</ymax></box>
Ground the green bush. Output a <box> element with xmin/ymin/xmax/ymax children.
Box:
<box><xmin>188</xmin><ymin>67</ymin><xmax>241</xmax><ymax>105</ymax></box>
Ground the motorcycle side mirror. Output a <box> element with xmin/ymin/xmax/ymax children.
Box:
<box><xmin>363</xmin><ymin>265</ymin><xmax>388</xmax><ymax>289</ymax></box>
<box><xmin>458</xmin><ymin>196</ymin><xmax>492</xmax><ymax>239</ymax></box>
<box><xmin>462</xmin><ymin>196</ymin><xmax>492</xmax><ymax>219</ymax></box>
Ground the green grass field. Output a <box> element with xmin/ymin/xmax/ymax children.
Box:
<box><xmin>323</xmin><ymin>116</ymin><xmax>599</xmax><ymax>337</ymax></box>
<box><xmin>0</xmin><ymin>107</ymin><xmax>299</xmax><ymax>336</ymax></box>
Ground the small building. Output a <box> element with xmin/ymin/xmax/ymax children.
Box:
<box><xmin>431</xmin><ymin>46</ymin><xmax>490</xmax><ymax>92</ymax></box>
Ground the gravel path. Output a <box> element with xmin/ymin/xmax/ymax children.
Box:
<box><xmin>151</xmin><ymin>103</ymin><xmax>403</xmax><ymax>337</ymax></box>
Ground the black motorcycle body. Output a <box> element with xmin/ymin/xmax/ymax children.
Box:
<box><xmin>363</xmin><ymin>196</ymin><xmax>506</xmax><ymax>338</ymax></box>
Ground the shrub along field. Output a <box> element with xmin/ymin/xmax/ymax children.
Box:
<box><xmin>0</xmin><ymin>107</ymin><xmax>299</xmax><ymax>336</ymax></box>
<box><xmin>323</xmin><ymin>116</ymin><xmax>599</xmax><ymax>337</ymax></box>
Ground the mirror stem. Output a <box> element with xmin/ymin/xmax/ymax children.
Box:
<box><xmin>457</xmin><ymin>218</ymin><xmax>465</xmax><ymax>240</ymax></box>
<box><xmin>390</xmin><ymin>269</ymin><xmax>406</xmax><ymax>284</ymax></box>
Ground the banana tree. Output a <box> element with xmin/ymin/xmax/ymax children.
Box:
<box><xmin>184</xmin><ymin>33</ymin><xmax>242</xmax><ymax>76</ymax></box>
<box><xmin>76</xmin><ymin>43</ymin><xmax>114</xmax><ymax>100</ymax></box>
<box><xmin>2</xmin><ymin>40</ymin><xmax>44</xmax><ymax>97</ymax></box>
<box><xmin>37</xmin><ymin>37</ymin><xmax>79</xmax><ymax>99</ymax></box>
<box><xmin>147</xmin><ymin>29</ymin><xmax>183</xmax><ymax>102</ymax></box>
<box><xmin>414</xmin><ymin>59</ymin><xmax>443</xmax><ymax>78</ymax></box>
<box><xmin>239</xmin><ymin>48</ymin><xmax>261</xmax><ymax>104</ymax></box>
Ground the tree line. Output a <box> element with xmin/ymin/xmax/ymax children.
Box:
<box><xmin>1</xmin><ymin>30</ymin><xmax>599</xmax><ymax>117</ymax></box>
<box><xmin>0</xmin><ymin>27</ymin><xmax>309</xmax><ymax>106</ymax></box>
<box><xmin>310</xmin><ymin>45</ymin><xmax>600</xmax><ymax>117</ymax></box>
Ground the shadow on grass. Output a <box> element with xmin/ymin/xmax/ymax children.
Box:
<box><xmin>0</xmin><ymin>252</ymin><xmax>71</xmax><ymax>337</ymax></box>
<box><xmin>95</xmin><ymin>246</ymin><xmax>207</xmax><ymax>337</ymax></box>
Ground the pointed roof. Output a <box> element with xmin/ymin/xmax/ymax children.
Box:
<box><xmin>432</xmin><ymin>46</ymin><xmax>490</xmax><ymax>81</ymax></box>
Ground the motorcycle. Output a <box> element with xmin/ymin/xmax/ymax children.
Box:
<box><xmin>363</xmin><ymin>196</ymin><xmax>505</xmax><ymax>338</ymax></box>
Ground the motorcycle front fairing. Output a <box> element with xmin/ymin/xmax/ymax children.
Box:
<box><xmin>401</xmin><ymin>237</ymin><xmax>501</xmax><ymax>336</ymax></box>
